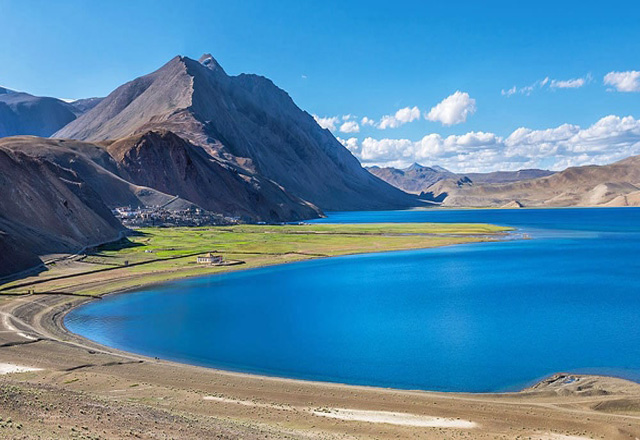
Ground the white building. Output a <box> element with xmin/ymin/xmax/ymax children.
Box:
<box><xmin>197</xmin><ymin>253</ymin><xmax>223</xmax><ymax>265</ymax></box>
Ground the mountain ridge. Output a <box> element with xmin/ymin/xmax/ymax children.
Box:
<box><xmin>54</xmin><ymin>54</ymin><xmax>418</xmax><ymax>212</ymax></box>
<box><xmin>421</xmin><ymin>155</ymin><xmax>640</xmax><ymax>207</ymax></box>
<box><xmin>367</xmin><ymin>162</ymin><xmax>555</xmax><ymax>195</ymax></box>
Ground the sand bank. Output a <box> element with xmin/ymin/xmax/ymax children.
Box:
<box><xmin>1</xmin><ymin>293</ymin><xmax>639</xmax><ymax>439</ymax></box>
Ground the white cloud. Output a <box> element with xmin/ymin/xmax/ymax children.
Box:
<box><xmin>550</xmin><ymin>77</ymin><xmax>587</xmax><ymax>89</ymax></box>
<box><xmin>361</xmin><ymin>116</ymin><xmax>375</xmax><ymax>126</ymax></box>
<box><xmin>604</xmin><ymin>71</ymin><xmax>640</xmax><ymax>92</ymax></box>
<box><xmin>344</xmin><ymin>115</ymin><xmax>640</xmax><ymax>173</ymax></box>
<box><xmin>501</xmin><ymin>86</ymin><xmax>517</xmax><ymax>97</ymax></box>
<box><xmin>337</xmin><ymin>137</ymin><xmax>360</xmax><ymax>154</ymax></box>
<box><xmin>339</xmin><ymin>120</ymin><xmax>360</xmax><ymax>133</ymax></box>
<box><xmin>313</xmin><ymin>115</ymin><xmax>341</xmax><ymax>131</ymax></box>
<box><xmin>426</xmin><ymin>91</ymin><xmax>476</xmax><ymax>126</ymax></box>
<box><xmin>314</xmin><ymin>114</ymin><xmax>361</xmax><ymax>132</ymax></box>
<box><xmin>503</xmin><ymin>74</ymin><xmax>590</xmax><ymax>96</ymax></box>
<box><xmin>378</xmin><ymin>106</ymin><xmax>421</xmax><ymax>129</ymax></box>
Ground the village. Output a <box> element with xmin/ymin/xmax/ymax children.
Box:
<box><xmin>112</xmin><ymin>206</ymin><xmax>237</xmax><ymax>228</ymax></box>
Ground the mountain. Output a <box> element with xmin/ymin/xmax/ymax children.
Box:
<box><xmin>105</xmin><ymin>130</ymin><xmax>320</xmax><ymax>221</ymax></box>
<box><xmin>422</xmin><ymin>155</ymin><xmax>640</xmax><ymax>207</ymax></box>
<box><xmin>0</xmin><ymin>87</ymin><xmax>78</xmax><ymax>137</ymax></box>
<box><xmin>367</xmin><ymin>162</ymin><xmax>553</xmax><ymax>194</ymax></box>
<box><xmin>55</xmin><ymin>54</ymin><xmax>417</xmax><ymax>211</ymax></box>
<box><xmin>367</xmin><ymin>163</ymin><xmax>456</xmax><ymax>193</ymax></box>
<box><xmin>465</xmin><ymin>169</ymin><xmax>556</xmax><ymax>184</ymax></box>
<box><xmin>0</xmin><ymin>136</ymin><xmax>195</xmax><ymax>209</ymax></box>
<box><xmin>0</xmin><ymin>145</ymin><xmax>124</xmax><ymax>278</ymax></box>
<box><xmin>1</xmin><ymin>135</ymin><xmax>318</xmax><ymax>222</ymax></box>
<box><xmin>68</xmin><ymin>97</ymin><xmax>104</xmax><ymax>115</ymax></box>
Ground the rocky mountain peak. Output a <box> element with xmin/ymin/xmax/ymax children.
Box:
<box><xmin>405</xmin><ymin>162</ymin><xmax>425</xmax><ymax>172</ymax></box>
<box><xmin>198</xmin><ymin>53</ymin><xmax>226</xmax><ymax>75</ymax></box>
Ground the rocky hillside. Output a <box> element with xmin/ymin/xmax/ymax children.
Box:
<box><xmin>55</xmin><ymin>54</ymin><xmax>416</xmax><ymax>211</ymax></box>
<box><xmin>0</xmin><ymin>136</ymin><xmax>195</xmax><ymax>210</ymax></box>
<box><xmin>106</xmin><ymin>130</ymin><xmax>320</xmax><ymax>221</ymax></box>
<box><xmin>0</xmin><ymin>146</ymin><xmax>124</xmax><ymax>278</ymax></box>
<box><xmin>421</xmin><ymin>155</ymin><xmax>640</xmax><ymax>207</ymax></box>
<box><xmin>0</xmin><ymin>87</ymin><xmax>78</xmax><ymax>137</ymax></box>
<box><xmin>368</xmin><ymin>162</ymin><xmax>554</xmax><ymax>195</ymax></box>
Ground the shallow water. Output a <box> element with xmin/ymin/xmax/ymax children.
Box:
<box><xmin>66</xmin><ymin>208</ymin><xmax>640</xmax><ymax>392</ymax></box>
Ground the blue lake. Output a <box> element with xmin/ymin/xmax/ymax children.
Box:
<box><xmin>65</xmin><ymin>208</ymin><xmax>640</xmax><ymax>392</ymax></box>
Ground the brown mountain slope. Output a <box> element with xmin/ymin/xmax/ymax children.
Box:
<box><xmin>368</xmin><ymin>162</ymin><xmax>554</xmax><ymax>195</ymax></box>
<box><xmin>1</xmin><ymin>135</ymin><xmax>318</xmax><ymax>222</ymax></box>
<box><xmin>106</xmin><ymin>130</ymin><xmax>320</xmax><ymax>221</ymax></box>
<box><xmin>54</xmin><ymin>54</ymin><xmax>417</xmax><ymax>211</ymax></box>
<box><xmin>0</xmin><ymin>136</ymin><xmax>196</xmax><ymax>210</ymax></box>
<box><xmin>423</xmin><ymin>155</ymin><xmax>640</xmax><ymax>207</ymax></box>
<box><xmin>0</xmin><ymin>148</ymin><xmax>123</xmax><ymax>277</ymax></box>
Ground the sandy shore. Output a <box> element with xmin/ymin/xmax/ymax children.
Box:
<box><xmin>0</xmin><ymin>293</ymin><xmax>639</xmax><ymax>439</ymax></box>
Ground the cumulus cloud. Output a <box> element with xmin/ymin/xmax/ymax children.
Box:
<box><xmin>339</xmin><ymin>120</ymin><xmax>360</xmax><ymax>133</ymax></box>
<box><xmin>344</xmin><ymin>115</ymin><xmax>640</xmax><ymax>173</ymax></box>
<box><xmin>313</xmin><ymin>115</ymin><xmax>340</xmax><ymax>131</ymax></box>
<box><xmin>314</xmin><ymin>114</ymin><xmax>362</xmax><ymax>133</ymax></box>
<box><xmin>361</xmin><ymin>116</ymin><xmax>375</xmax><ymax>126</ymax></box>
<box><xmin>604</xmin><ymin>71</ymin><xmax>640</xmax><ymax>92</ymax></box>
<box><xmin>377</xmin><ymin>106</ymin><xmax>421</xmax><ymax>129</ymax></box>
<box><xmin>337</xmin><ymin>137</ymin><xmax>360</xmax><ymax>154</ymax></box>
<box><xmin>426</xmin><ymin>91</ymin><xmax>476</xmax><ymax>126</ymax></box>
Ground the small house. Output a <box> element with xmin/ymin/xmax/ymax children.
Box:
<box><xmin>197</xmin><ymin>253</ymin><xmax>223</xmax><ymax>265</ymax></box>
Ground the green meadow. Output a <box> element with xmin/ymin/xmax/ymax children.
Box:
<box><xmin>1</xmin><ymin>223</ymin><xmax>512</xmax><ymax>296</ymax></box>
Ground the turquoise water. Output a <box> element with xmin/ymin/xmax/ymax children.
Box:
<box><xmin>65</xmin><ymin>208</ymin><xmax>640</xmax><ymax>392</ymax></box>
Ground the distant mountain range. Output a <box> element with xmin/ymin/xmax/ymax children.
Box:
<box><xmin>369</xmin><ymin>160</ymin><xmax>640</xmax><ymax>208</ymax></box>
<box><xmin>367</xmin><ymin>163</ymin><xmax>555</xmax><ymax>195</ymax></box>
<box><xmin>0</xmin><ymin>86</ymin><xmax>102</xmax><ymax>137</ymax></box>
<box><xmin>0</xmin><ymin>54</ymin><xmax>417</xmax><ymax>277</ymax></box>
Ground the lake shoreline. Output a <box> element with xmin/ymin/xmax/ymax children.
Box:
<box><xmin>2</xmin><ymin>216</ymin><xmax>640</xmax><ymax>438</ymax></box>
<box><xmin>2</xmin><ymin>291</ymin><xmax>640</xmax><ymax>438</ymax></box>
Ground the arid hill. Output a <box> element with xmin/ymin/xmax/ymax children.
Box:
<box><xmin>106</xmin><ymin>130</ymin><xmax>320</xmax><ymax>221</ymax></box>
<box><xmin>368</xmin><ymin>162</ymin><xmax>554</xmax><ymax>195</ymax></box>
<box><xmin>0</xmin><ymin>146</ymin><xmax>123</xmax><ymax>278</ymax></box>
<box><xmin>421</xmin><ymin>155</ymin><xmax>640</xmax><ymax>207</ymax></box>
<box><xmin>55</xmin><ymin>54</ymin><xmax>416</xmax><ymax>211</ymax></box>
<box><xmin>0</xmin><ymin>136</ymin><xmax>195</xmax><ymax>210</ymax></box>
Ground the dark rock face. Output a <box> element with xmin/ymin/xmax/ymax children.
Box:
<box><xmin>0</xmin><ymin>87</ymin><xmax>78</xmax><ymax>137</ymax></box>
<box><xmin>107</xmin><ymin>130</ymin><xmax>321</xmax><ymax>222</ymax></box>
<box><xmin>0</xmin><ymin>147</ymin><xmax>123</xmax><ymax>277</ymax></box>
<box><xmin>55</xmin><ymin>55</ymin><xmax>417</xmax><ymax>212</ymax></box>
<box><xmin>0</xmin><ymin>136</ymin><xmax>195</xmax><ymax>210</ymax></box>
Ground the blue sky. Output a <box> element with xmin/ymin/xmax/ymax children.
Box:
<box><xmin>1</xmin><ymin>0</ymin><xmax>639</xmax><ymax>172</ymax></box>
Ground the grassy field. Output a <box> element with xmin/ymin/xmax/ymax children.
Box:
<box><xmin>0</xmin><ymin>222</ymin><xmax>512</xmax><ymax>296</ymax></box>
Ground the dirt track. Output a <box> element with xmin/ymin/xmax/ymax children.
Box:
<box><xmin>1</xmin><ymin>293</ymin><xmax>640</xmax><ymax>439</ymax></box>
